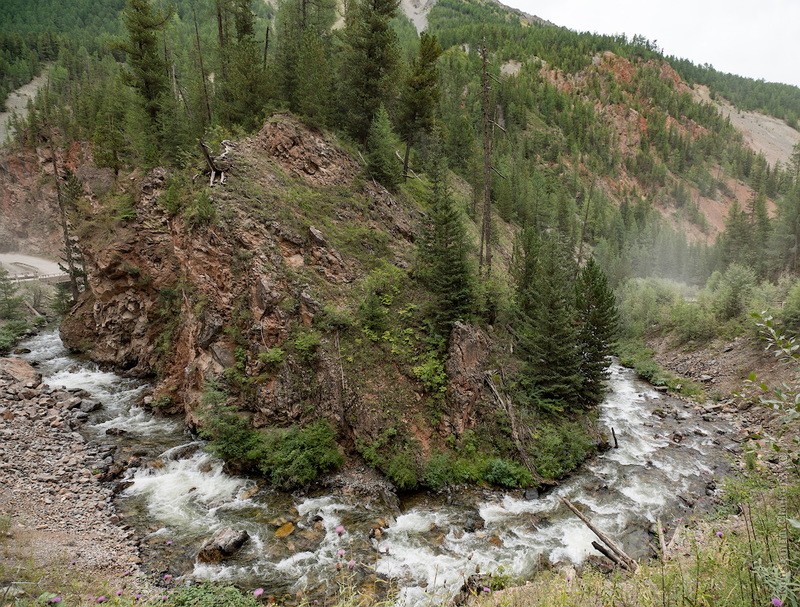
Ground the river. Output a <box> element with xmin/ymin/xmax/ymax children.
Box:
<box><xmin>18</xmin><ymin>330</ymin><xmax>737</xmax><ymax>605</ymax></box>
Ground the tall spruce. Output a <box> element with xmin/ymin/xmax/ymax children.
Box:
<box><xmin>340</xmin><ymin>0</ymin><xmax>400</xmax><ymax>143</ymax></box>
<box><xmin>274</xmin><ymin>0</ymin><xmax>336</xmax><ymax>120</ymax></box>
<box><xmin>417</xmin><ymin>131</ymin><xmax>473</xmax><ymax>333</ymax></box>
<box><xmin>216</xmin><ymin>0</ymin><xmax>267</xmax><ymax>130</ymax></box>
<box><xmin>575</xmin><ymin>257</ymin><xmax>618</xmax><ymax>405</ymax></box>
<box><xmin>398</xmin><ymin>32</ymin><xmax>442</xmax><ymax>180</ymax></box>
<box><xmin>516</xmin><ymin>230</ymin><xmax>582</xmax><ymax>412</ymax></box>
<box><xmin>366</xmin><ymin>105</ymin><xmax>402</xmax><ymax>188</ymax></box>
<box><xmin>119</xmin><ymin>0</ymin><xmax>170</xmax><ymax>126</ymax></box>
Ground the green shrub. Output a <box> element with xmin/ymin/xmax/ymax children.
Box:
<box><xmin>315</xmin><ymin>305</ymin><xmax>354</xmax><ymax>332</ymax></box>
<box><xmin>166</xmin><ymin>583</ymin><xmax>260</xmax><ymax>607</ymax></box>
<box><xmin>386</xmin><ymin>451</ymin><xmax>419</xmax><ymax>490</ymax></box>
<box><xmin>711</xmin><ymin>263</ymin><xmax>756</xmax><ymax>320</ymax></box>
<box><xmin>258</xmin><ymin>347</ymin><xmax>285</xmax><ymax>368</ymax></box>
<box><xmin>423</xmin><ymin>452</ymin><xmax>455</xmax><ymax>490</ymax></box>
<box><xmin>184</xmin><ymin>190</ymin><xmax>216</xmax><ymax>227</ymax></box>
<box><xmin>530</xmin><ymin>421</ymin><xmax>592</xmax><ymax>481</ymax></box>
<box><xmin>0</xmin><ymin>320</ymin><xmax>29</xmax><ymax>354</ymax></box>
<box><xmin>782</xmin><ymin>280</ymin><xmax>800</xmax><ymax>333</ymax></box>
<box><xmin>202</xmin><ymin>404</ymin><xmax>261</xmax><ymax>464</ymax></box>
<box><xmin>412</xmin><ymin>352</ymin><xmax>447</xmax><ymax>395</ymax></box>
<box><xmin>669</xmin><ymin>301</ymin><xmax>718</xmax><ymax>344</ymax></box>
<box><xmin>292</xmin><ymin>330</ymin><xmax>321</xmax><ymax>364</ymax></box>
<box><xmin>253</xmin><ymin>421</ymin><xmax>344</xmax><ymax>488</ymax></box>
<box><xmin>483</xmin><ymin>457</ymin><xmax>533</xmax><ymax>488</ymax></box>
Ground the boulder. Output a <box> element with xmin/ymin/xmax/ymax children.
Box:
<box><xmin>197</xmin><ymin>528</ymin><xmax>250</xmax><ymax>563</ymax></box>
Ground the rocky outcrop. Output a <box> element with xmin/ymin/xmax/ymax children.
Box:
<box><xmin>258</xmin><ymin>114</ymin><xmax>359</xmax><ymax>186</ymax></box>
<box><xmin>444</xmin><ymin>322</ymin><xmax>491</xmax><ymax>435</ymax></box>
<box><xmin>57</xmin><ymin>114</ymin><xmax>500</xmax><ymax>475</ymax></box>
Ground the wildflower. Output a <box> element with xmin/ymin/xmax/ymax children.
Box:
<box><xmin>163</xmin><ymin>574</ymin><xmax>173</xmax><ymax>582</ymax></box>
<box><xmin>49</xmin><ymin>597</ymin><xmax>62</xmax><ymax>604</ymax></box>
<box><xmin>347</xmin><ymin>559</ymin><xmax>355</xmax><ymax>570</ymax></box>
<box><xmin>716</xmin><ymin>531</ymin><xmax>723</xmax><ymax>538</ymax></box>
<box><xmin>166</xmin><ymin>540</ymin><xmax>173</xmax><ymax>546</ymax></box>
<box><xmin>135</xmin><ymin>594</ymin><xmax>142</xmax><ymax>601</ymax></box>
<box><xmin>254</xmin><ymin>588</ymin><xmax>264</xmax><ymax>598</ymax></box>
<box><xmin>335</xmin><ymin>525</ymin><xmax>345</xmax><ymax>535</ymax></box>
<box><xmin>336</xmin><ymin>548</ymin><xmax>346</xmax><ymax>557</ymax></box>
<box><xmin>96</xmin><ymin>597</ymin><xmax>108</xmax><ymax>604</ymax></box>
<box><xmin>482</xmin><ymin>587</ymin><xmax>491</xmax><ymax>593</ymax></box>
<box><xmin>116</xmin><ymin>590</ymin><xmax>124</xmax><ymax>596</ymax></box>
<box><xmin>771</xmin><ymin>599</ymin><xmax>783</xmax><ymax>607</ymax></box>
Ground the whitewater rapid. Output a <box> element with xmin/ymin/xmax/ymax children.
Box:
<box><xmin>18</xmin><ymin>331</ymin><xmax>735</xmax><ymax>604</ymax></box>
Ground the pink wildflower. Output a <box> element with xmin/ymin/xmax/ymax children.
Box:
<box><xmin>347</xmin><ymin>559</ymin><xmax>356</xmax><ymax>570</ymax></box>
<box><xmin>96</xmin><ymin>597</ymin><xmax>107</xmax><ymax>604</ymax></box>
<box><xmin>253</xmin><ymin>588</ymin><xmax>264</xmax><ymax>598</ymax></box>
<box><xmin>771</xmin><ymin>599</ymin><xmax>783</xmax><ymax>607</ymax></box>
<box><xmin>49</xmin><ymin>598</ymin><xmax>62</xmax><ymax>604</ymax></box>
<box><xmin>335</xmin><ymin>525</ymin><xmax>345</xmax><ymax>535</ymax></box>
<box><xmin>336</xmin><ymin>548</ymin><xmax>346</xmax><ymax>557</ymax></box>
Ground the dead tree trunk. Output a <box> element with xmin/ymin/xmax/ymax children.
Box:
<box><xmin>561</xmin><ymin>497</ymin><xmax>638</xmax><ymax>572</ymax></box>
<box><xmin>193</xmin><ymin>4</ymin><xmax>213</xmax><ymax>125</ymax></box>
<box><xmin>47</xmin><ymin>126</ymin><xmax>80</xmax><ymax>303</ymax></box>
<box><xmin>478</xmin><ymin>41</ymin><xmax>492</xmax><ymax>274</ymax></box>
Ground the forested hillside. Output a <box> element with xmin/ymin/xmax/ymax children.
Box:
<box><xmin>1</xmin><ymin>0</ymin><xmax>800</xmax><ymax>604</ymax></box>
<box><xmin>1</xmin><ymin>0</ymin><xmax>799</xmax><ymax>485</ymax></box>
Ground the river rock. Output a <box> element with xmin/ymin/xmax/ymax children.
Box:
<box><xmin>463</xmin><ymin>515</ymin><xmax>485</xmax><ymax>533</ymax></box>
<box><xmin>197</xmin><ymin>528</ymin><xmax>250</xmax><ymax>563</ymax></box>
<box><xmin>79</xmin><ymin>399</ymin><xmax>102</xmax><ymax>413</ymax></box>
<box><xmin>275</xmin><ymin>522</ymin><xmax>295</xmax><ymax>538</ymax></box>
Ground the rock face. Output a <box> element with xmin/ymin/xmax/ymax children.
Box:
<box><xmin>58</xmin><ymin>114</ymin><xmax>501</xmax><ymax>475</ymax></box>
<box><xmin>444</xmin><ymin>322</ymin><xmax>491</xmax><ymax>435</ymax></box>
<box><xmin>197</xmin><ymin>528</ymin><xmax>250</xmax><ymax>563</ymax></box>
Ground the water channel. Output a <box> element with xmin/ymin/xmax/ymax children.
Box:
<box><xmin>18</xmin><ymin>330</ymin><xmax>737</xmax><ymax>605</ymax></box>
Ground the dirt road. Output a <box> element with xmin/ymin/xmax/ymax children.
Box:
<box><xmin>0</xmin><ymin>68</ymin><xmax>51</xmax><ymax>145</ymax></box>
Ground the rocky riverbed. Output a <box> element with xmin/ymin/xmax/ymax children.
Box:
<box><xmin>0</xmin><ymin>357</ymin><xmax>153</xmax><ymax>601</ymax></box>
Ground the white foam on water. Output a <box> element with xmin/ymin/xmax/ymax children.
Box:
<box><xmin>124</xmin><ymin>452</ymin><xmax>247</xmax><ymax>529</ymax></box>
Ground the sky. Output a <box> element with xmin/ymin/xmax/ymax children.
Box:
<box><xmin>500</xmin><ymin>0</ymin><xmax>800</xmax><ymax>88</ymax></box>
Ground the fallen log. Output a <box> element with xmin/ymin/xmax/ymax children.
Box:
<box><xmin>657</xmin><ymin>517</ymin><xmax>668</xmax><ymax>563</ymax></box>
<box><xmin>561</xmin><ymin>497</ymin><xmax>638</xmax><ymax>572</ymax></box>
<box><xmin>591</xmin><ymin>540</ymin><xmax>626</xmax><ymax>569</ymax></box>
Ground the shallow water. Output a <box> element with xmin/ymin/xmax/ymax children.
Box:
<box><xmin>19</xmin><ymin>331</ymin><xmax>736</xmax><ymax>604</ymax></box>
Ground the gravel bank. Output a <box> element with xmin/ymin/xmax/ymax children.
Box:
<box><xmin>0</xmin><ymin>357</ymin><xmax>153</xmax><ymax>602</ymax></box>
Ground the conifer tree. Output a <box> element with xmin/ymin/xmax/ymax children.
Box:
<box><xmin>0</xmin><ymin>269</ymin><xmax>23</xmax><ymax>320</ymax></box>
<box><xmin>417</xmin><ymin>131</ymin><xmax>473</xmax><ymax>333</ymax></box>
<box><xmin>274</xmin><ymin>0</ymin><xmax>336</xmax><ymax>119</ymax></box>
<box><xmin>516</xmin><ymin>231</ymin><xmax>582</xmax><ymax>412</ymax></box>
<box><xmin>216</xmin><ymin>0</ymin><xmax>268</xmax><ymax>130</ymax></box>
<box><xmin>119</xmin><ymin>0</ymin><xmax>170</xmax><ymax>126</ymax></box>
<box><xmin>575</xmin><ymin>257</ymin><xmax>619</xmax><ymax>405</ymax></box>
<box><xmin>366</xmin><ymin>105</ymin><xmax>401</xmax><ymax>188</ymax></box>
<box><xmin>340</xmin><ymin>0</ymin><xmax>400</xmax><ymax>143</ymax></box>
<box><xmin>398</xmin><ymin>32</ymin><xmax>441</xmax><ymax>180</ymax></box>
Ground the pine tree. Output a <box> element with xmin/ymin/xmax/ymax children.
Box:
<box><xmin>575</xmin><ymin>257</ymin><xmax>619</xmax><ymax>405</ymax></box>
<box><xmin>366</xmin><ymin>105</ymin><xmax>401</xmax><ymax>188</ymax></box>
<box><xmin>119</xmin><ymin>0</ymin><xmax>170</xmax><ymax>126</ymax></box>
<box><xmin>516</xmin><ymin>231</ymin><xmax>582</xmax><ymax>412</ymax></box>
<box><xmin>417</xmin><ymin>131</ymin><xmax>473</xmax><ymax>333</ymax></box>
<box><xmin>216</xmin><ymin>0</ymin><xmax>268</xmax><ymax>130</ymax></box>
<box><xmin>0</xmin><ymin>269</ymin><xmax>23</xmax><ymax>320</ymax></box>
<box><xmin>340</xmin><ymin>0</ymin><xmax>400</xmax><ymax>143</ymax></box>
<box><xmin>397</xmin><ymin>32</ymin><xmax>441</xmax><ymax>179</ymax></box>
<box><xmin>274</xmin><ymin>0</ymin><xmax>336</xmax><ymax>118</ymax></box>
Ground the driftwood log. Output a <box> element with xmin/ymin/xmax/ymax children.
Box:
<box><xmin>561</xmin><ymin>497</ymin><xmax>639</xmax><ymax>572</ymax></box>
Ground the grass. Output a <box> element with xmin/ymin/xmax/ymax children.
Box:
<box><xmin>617</xmin><ymin>337</ymin><xmax>705</xmax><ymax>399</ymax></box>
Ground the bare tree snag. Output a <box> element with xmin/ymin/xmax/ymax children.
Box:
<box><xmin>561</xmin><ymin>497</ymin><xmax>639</xmax><ymax>572</ymax></box>
<box><xmin>478</xmin><ymin>40</ymin><xmax>492</xmax><ymax>274</ymax></box>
